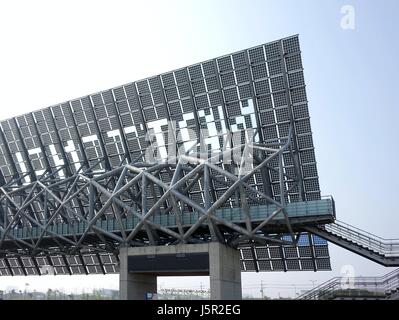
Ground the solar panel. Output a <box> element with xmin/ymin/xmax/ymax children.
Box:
<box><xmin>240</xmin><ymin>234</ymin><xmax>331</xmax><ymax>272</ymax></box>
<box><xmin>0</xmin><ymin>236</ymin><xmax>330</xmax><ymax>275</ymax></box>
<box><xmin>0</xmin><ymin>35</ymin><xmax>330</xmax><ymax>275</ymax></box>
<box><xmin>0</xmin><ymin>35</ymin><xmax>321</xmax><ymax>202</ymax></box>
<box><xmin>0</xmin><ymin>252</ymin><xmax>117</xmax><ymax>276</ymax></box>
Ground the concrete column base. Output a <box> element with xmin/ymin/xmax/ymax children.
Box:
<box><xmin>209</xmin><ymin>242</ymin><xmax>242</xmax><ymax>300</ymax></box>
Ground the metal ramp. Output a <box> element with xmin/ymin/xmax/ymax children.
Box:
<box><xmin>297</xmin><ymin>268</ymin><xmax>399</xmax><ymax>300</ymax></box>
<box><xmin>304</xmin><ymin>220</ymin><xmax>399</xmax><ymax>267</ymax></box>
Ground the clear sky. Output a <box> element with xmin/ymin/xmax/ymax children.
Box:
<box><xmin>0</xmin><ymin>0</ymin><xmax>398</xmax><ymax>298</ymax></box>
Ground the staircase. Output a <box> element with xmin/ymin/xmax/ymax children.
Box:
<box><xmin>304</xmin><ymin>220</ymin><xmax>399</xmax><ymax>267</ymax></box>
<box><xmin>297</xmin><ymin>268</ymin><xmax>399</xmax><ymax>300</ymax></box>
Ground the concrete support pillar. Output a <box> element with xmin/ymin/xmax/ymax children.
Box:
<box><xmin>119</xmin><ymin>247</ymin><xmax>157</xmax><ymax>300</ymax></box>
<box><xmin>119</xmin><ymin>243</ymin><xmax>242</xmax><ymax>300</ymax></box>
<box><xmin>209</xmin><ymin>242</ymin><xmax>242</xmax><ymax>300</ymax></box>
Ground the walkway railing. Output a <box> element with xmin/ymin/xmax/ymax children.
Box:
<box><xmin>297</xmin><ymin>268</ymin><xmax>399</xmax><ymax>300</ymax></box>
<box><xmin>324</xmin><ymin>220</ymin><xmax>399</xmax><ymax>257</ymax></box>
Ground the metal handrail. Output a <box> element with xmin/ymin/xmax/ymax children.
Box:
<box><xmin>333</xmin><ymin>219</ymin><xmax>399</xmax><ymax>241</ymax></box>
<box><xmin>324</xmin><ymin>221</ymin><xmax>399</xmax><ymax>257</ymax></box>
<box><xmin>297</xmin><ymin>268</ymin><xmax>399</xmax><ymax>300</ymax></box>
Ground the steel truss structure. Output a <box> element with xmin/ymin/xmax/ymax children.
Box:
<box><xmin>0</xmin><ymin>130</ymin><xmax>331</xmax><ymax>275</ymax></box>
<box><xmin>0</xmin><ymin>35</ymin><xmax>332</xmax><ymax>276</ymax></box>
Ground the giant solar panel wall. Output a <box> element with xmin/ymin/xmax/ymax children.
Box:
<box><xmin>0</xmin><ymin>35</ymin><xmax>321</xmax><ymax>208</ymax></box>
<box><xmin>0</xmin><ymin>35</ymin><xmax>331</xmax><ymax>275</ymax></box>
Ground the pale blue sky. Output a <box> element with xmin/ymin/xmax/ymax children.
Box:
<box><xmin>0</xmin><ymin>0</ymin><xmax>398</xmax><ymax>298</ymax></box>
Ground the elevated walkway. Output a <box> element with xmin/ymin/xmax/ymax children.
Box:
<box><xmin>3</xmin><ymin>197</ymin><xmax>335</xmax><ymax>245</ymax></box>
<box><xmin>305</xmin><ymin>220</ymin><xmax>399</xmax><ymax>267</ymax></box>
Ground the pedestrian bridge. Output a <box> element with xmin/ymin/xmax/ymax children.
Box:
<box><xmin>3</xmin><ymin>197</ymin><xmax>334</xmax><ymax>244</ymax></box>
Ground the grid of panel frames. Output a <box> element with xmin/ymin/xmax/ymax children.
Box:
<box><xmin>0</xmin><ymin>233</ymin><xmax>330</xmax><ymax>276</ymax></box>
<box><xmin>0</xmin><ymin>34</ymin><xmax>320</xmax><ymax>208</ymax></box>
<box><xmin>0</xmin><ymin>35</ymin><xmax>329</xmax><ymax>274</ymax></box>
<box><xmin>0</xmin><ymin>252</ymin><xmax>118</xmax><ymax>276</ymax></box>
<box><xmin>240</xmin><ymin>234</ymin><xmax>331</xmax><ymax>272</ymax></box>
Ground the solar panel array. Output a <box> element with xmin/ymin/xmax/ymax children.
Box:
<box><xmin>240</xmin><ymin>234</ymin><xmax>331</xmax><ymax>272</ymax></box>
<box><xmin>0</xmin><ymin>35</ymin><xmax>330</xmax><ymax>274</ymax></box>
<box><xmin>0</xmin><ymin>252</ymin><xmax>117</xmax><ymax>276</ymax></box>
<box><xmin>0</xmin><ymin>234</ymin><xmax>330</xmax><ymax>276</ymax></box>
<box><xmin>0</xmin><ymin>34</ymin><xmax>321</xmax><ymax>205</ymax></box>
